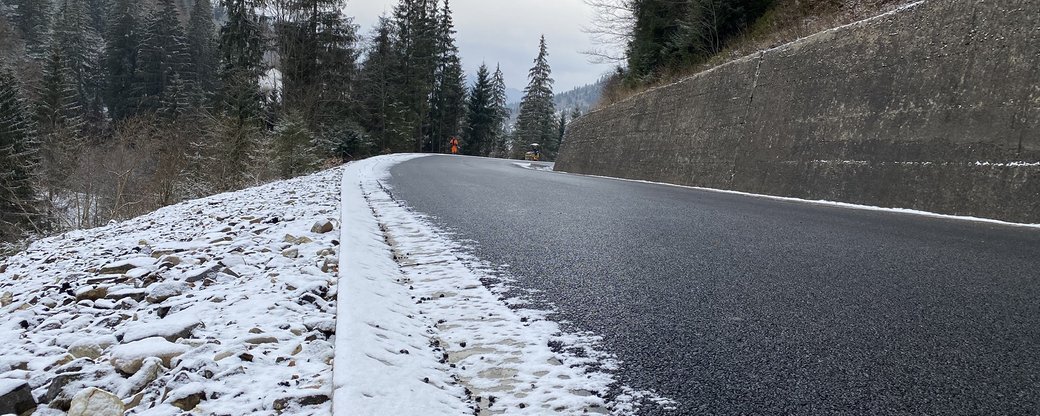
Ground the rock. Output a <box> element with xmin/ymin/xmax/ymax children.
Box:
<box><xmin>67</xmin><ymin>387</ymin><xmax>123</xmax><ymax>416</ymax></box>
<box><xmin>74</xmin><ymin>286</ymin><xmax>108</xmax><ymax>301</ymax></box>
<box><xmin>183</xmin><ymin>264</ymin><xmax>221</xmax><ymax>283</ymax></box>
<box><xmin>311</xmin><ymin>220</ymin><xmax>334</xmax><ymax>234</ymax></box>
<box><xmin>67</xmin><ymin>340</ymin><xmax>107</xmax><ymax>360</ymax></box>
<box><xmin>66</xmin><ymin>336</ymin><xmax>115</xmax><ymax>359</ymax></box>
<box><xmin>122</xmin><ymin>313</ymin><xmax>203</xmax><ymax>343</ymax></box>
<box><xmin>110</xmin><ymin>337</ymin><xmax>189</xmax><ymax>374</ymax></box>
<box><xmin>0</xmin><ymin>291</ymin><xmax>12</xmax><ymax>307</ymax></box>
<box><xmin>320</xmin><ymin>257</ymin><xmax>337</xmax><ymax>273</ymax></box>
<box><xmin>146</xmin><ymin>282</ymin><xmax>188</xmax><ymax>303</ymax></box>
<box><xmin>273</xmin><ymin>393</ymin><xmax>330</xmax><ymax>411</ymax></box>
<box><xmin>281</xmin><ymin>248</ymin><xmax>299</xmax><ymax>259</ymax></box>
<box><xmin>99</xmin><ymin>257</ymin><xmax>155</xmax><ymax>275</ymax></box>
<box><xmin>42</xmin><ymin>366</ymin><xmax>115</xmax><ymax>410</ymax></box>
<box><xmin>105</xmin><ymin>288</ymin><xmax>148</xmax><ymax>302</ymax></box>
<box><xmin>303</xmin><ymin>318</ymin><xmax>335</xmax><ymax>334</ymax></box>
<box><xmin>243</xmin><ymin>335</ymin><xmax>279</xmax><ymax>344</ymax></box>
<box><xmin>167</xmin><ymin>384</ymin><xmax>206</xmax><ymax>411</ymax></box>
<box><xmin>117</xmin><ymin>357</ymin><xmax>163</xmax><ymax>398</ymax></box>
<box><xmin>0</xmin><ymin>379</ymin><xmax>35</xmax><ymax>415</ymax></box>
<box><xmin>160</xmin><ymin>255</ymin><xmax>182</xmax><ymax>266</ymax></box>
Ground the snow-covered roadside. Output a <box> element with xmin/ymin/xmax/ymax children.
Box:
<box><xmin>335</xmin><ymin>155</ymin><xmax>674</xmax><ymax>415</ymax></box>
<box><xmin>1</xmin><ymin>168</ymin><xmax>345</xmax><ymax>415</ymax></box>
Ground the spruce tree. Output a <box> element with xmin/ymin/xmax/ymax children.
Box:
<box><xmin>513</xmin><ymin>35</ymin><xmax>556</xmax><ymax>159</ymax></box>
<box><xmin>135</xmin><ymin>0</ymin><xmax>195</xmax><ymax>116</ymax></box>
<box><xmin>0</xmin><ymin>68</ymin><xmax>41</xmax><ymax>241</ymax></box>
<box><xmin>271</xmin><ymin>111</ymin><xmax>318</xmax><ymax>179</ymax></box>
<box><xmin>53</xmin><ymin>0</ymin><xmax>105</xmax><ymax>129</ymax></box>
<box><xmin>9</xmin><ymin>0</ymin><xmax>51</xmax><ymax>57</ymax></box>
<box><xmin>358</xmin><ymin>16</ymin><xmax>403</xmax><ymax>153</ymax></box>
<box><xmin>215</xmin><ymin>0</ymin><xmax>265</xmax><ymax>190</ymax></box>
<box><xmin>489</xmin><ymin>64</ymin><xmax>510</xmax><ymax>157</ymax></box>
<box><xmin>463</xmin><ymin>63</ymin><xmax>494</xmax><ymax>156</ymax></box>
<box><xmin>104</xmin><ymin>0</ymin><xmax>140</xmax><ymax>121</ymax></box>
<box><xmin>390</xmin><ymin>0</ymin><xmax>438</xmax><ymax>152</ymax></box>
<box><xmin>187</xmin><ymin>0</ymin><xmax>219</xmax><ymax>98</ymax></box>
<box><xmin>428</xmin><ymin>0</ymin><xmax>465</xmax><ymax>153</ymax></box>
<box><xmin>36</xmin><ymin>45</ymin><xmax>84</xmax><ymax>199</ymax></box>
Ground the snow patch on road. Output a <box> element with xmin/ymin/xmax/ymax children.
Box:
<box><xmin>336</xmin><ymin>154</ymin><xmax>675</xmax><ymax>415</ymax></box>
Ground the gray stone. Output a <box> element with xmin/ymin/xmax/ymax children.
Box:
<box><xmin>146</xmin><ymin>282</ymin><xmax>188</xmax><ymax>303</ymax></box>
<box><xmin>0</xmin><ymin>379</ymin><xmax>35</xmax><ymax>415</ymax></box>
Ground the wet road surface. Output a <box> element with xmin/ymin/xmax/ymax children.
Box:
<box><xmin>388</xmin><ymin>155</ymin><xmax>1040</xmax><ymax>415</ymax></box>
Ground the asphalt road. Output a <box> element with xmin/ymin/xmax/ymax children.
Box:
<box><xmin>388</xmin><ymin>155</ymin><xmax>1040</xmax><ymax>415</ymax></box>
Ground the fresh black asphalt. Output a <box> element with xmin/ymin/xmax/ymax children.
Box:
<box><xmin>387</xmin><ymin>155</ymin><xmax>1040</xmax><ymax>415</ymax></box>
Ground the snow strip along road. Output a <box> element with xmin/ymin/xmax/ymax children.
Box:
<box><xmin>335</xmin><ymin>154</ymin><xmax>672</xmax><ymax>415</ymax></box>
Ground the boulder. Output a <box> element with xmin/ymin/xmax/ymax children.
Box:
<box><xmin>67</xmin><ymin>336</ymin><xmax>116</xmax><ymax>359</ymax></box>
<box><xmin>146</xmin><ymin>282</ymin><xmax>188</xmax><ymax>303</ymax></box>
<box><xmin>122</xmin><ymin>313</ymin><xmax>203</xmax><ymax>343</ymax></box>
<box><xmin>110</xmin><ymin>337</ymin><xmax>189</xmax><ymax>374</ymax></box>
<box><xmin>310</xmin><ymin>220</ymin><xmax>334</xmax><ymax>234</ymax></box>
<box><xmin>67</xmin><ymin>387</ymin><xmax>124</xmax><ymax>416</ymax></box>
<box><xmin>117</xmin><ymin>357</ymin><xmax>164</xmax><ymax>398</ymax></box>
<box><xmin>0</xmin><ymin>291</ymin><xmax>12</xmax><ymax>307</ymax></box>
<box><xmin>74</xmin><ymin>286</ymin><xmax>108</xmax><ymax>301</ymax></box>
<box><xmin>0</xmin><ymin>379</ymin><xmax>35</xmax><ymax>415</ymax></box>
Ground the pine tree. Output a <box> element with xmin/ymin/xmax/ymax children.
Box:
<box><xmin>463</xmin><ymin>63</ymin><xmax>494</xmax><ymax>156</ymax></box>
<box><xmin>513</xmin><ymin>35</ymin><xmax>556</xmax><ymax>159</ymax></box>
<box><xmin>135</xmin><ymin>0</ymin><xmax>195</xmax><ymax>116</ymax></box>
<box><xmin>104</xmin><ymin>0</ymin><xmax>141</xmax><ymax>121</ymax></box>
<box><xmin>428</xmin><ymin>0</ymin><xmax>465</xmax><ymax>153</ymax></box>
<box><xmin>0</xmin><ymin>68</ymin><xmax>42</xmax><ymax>241</ymax></box>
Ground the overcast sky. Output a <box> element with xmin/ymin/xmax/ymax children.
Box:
<box><xmin>345</xmin><ymin>0</ymin><xmax>615</xmax><ymax>93</ymax></box>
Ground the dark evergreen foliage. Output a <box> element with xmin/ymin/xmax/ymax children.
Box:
<box><xmin>513</xmin><ymin>35</ymin><xmax>556</xmax><ymax>159</ymax></box>
<box><xmin>0</xmin><ymin>68</ymin><xmax>41</xmax><ymax>241</ymax></box>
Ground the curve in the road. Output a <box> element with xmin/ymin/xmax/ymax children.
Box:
<box><xmin>388</xmin><ymin>155</ymin><xmax>1040</xmax><ymax>415</ymax></box>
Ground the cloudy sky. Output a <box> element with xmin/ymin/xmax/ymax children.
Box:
<box><xmin>345</xmin><ymin>0</ymin><xmax>616</xmax><ymax>93</ymax></box>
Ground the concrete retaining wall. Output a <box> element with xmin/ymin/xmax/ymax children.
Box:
<box><xmin>556</xmin><ymin>0</ymin><xmax>1040</xmax><ymax>223</ymax></box>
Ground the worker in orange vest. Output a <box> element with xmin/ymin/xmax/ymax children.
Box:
<box><xmin>449</xmin><ymin>137</ymin><xmax>459</xmax><ymax>155</ymax></box>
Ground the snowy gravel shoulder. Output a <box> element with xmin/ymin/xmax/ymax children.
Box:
<box><xmin>0</xmin><ymin>167</ymin><xmax>345</xmax><ymax>415</ymax></box>
<box><xmin>335</xmin><ymin>154</ymin><xmax>674</xmax><ymax>415</ymax></box>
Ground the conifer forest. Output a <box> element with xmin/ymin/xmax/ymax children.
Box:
<box><xmin>0</xmin><ymin>0</ymin><xmax>565</xmax><ymax>248</ymax></box>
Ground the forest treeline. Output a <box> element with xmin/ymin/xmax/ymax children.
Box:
<box><xmin>591</xmin><ymin>0</ymin><xmax>912</xmax><ymax>106</ymax></box>
<box><xmin>0</xmin><ymin>0</ymin><xmax>567</xmax><ymax>249</ymax></box>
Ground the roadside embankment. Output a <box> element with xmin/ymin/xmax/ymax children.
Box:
<box><xmin>557</xmin><ymin>0</ymin><xmax>1040</xmax><ymax>223</ymax></box>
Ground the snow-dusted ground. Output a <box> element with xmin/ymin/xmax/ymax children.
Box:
<box><xmin>336</xmin><ymin>155</ymin><xmax>674</xmax><ymax>415</ymax></box>
<box><xmin>1</xmin><ymin>168</ymin><xmax>345</xmax><ymax>415</ymax></box>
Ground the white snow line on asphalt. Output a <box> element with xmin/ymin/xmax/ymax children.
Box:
<box><xmin>552</xmin><ymin>170</ymin><xmax>1040</xmax><ymax>230</ymax></box>
<box><xmin>335</xmin><ymin>154</ymin><xmax>676</xmax><ymax>415</ymax></box>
